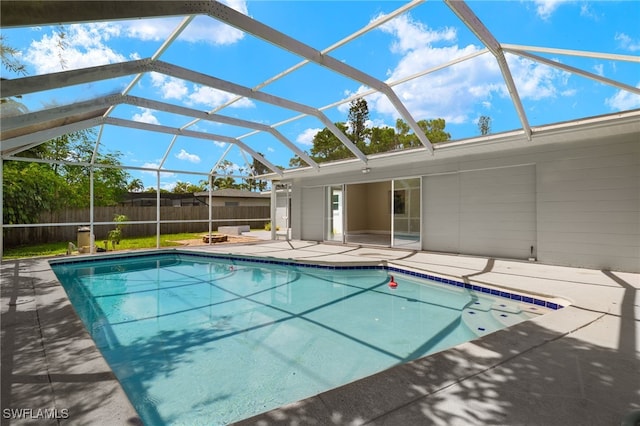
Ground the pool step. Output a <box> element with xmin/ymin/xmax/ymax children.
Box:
<box><xmin>462</xmin><ymin>299</ymin><xmax>530</xmax><ymax>336</ymax></box>
<box><xmin>467</xmin><ymin>298</ymin><xmax>523</xmax><ymax>314</ymax></box>
<box><xmin>467</xmin><ymin>299</ymin><xmax>492</xmax><ymax>312</ymax></box>
<box><xmin>491</xmin><ymin>301</ymin><xmax>522</xmax><ymax>314</ymax></box>
<box><xmin>491</xmin><ymin>310</ymin><xmax>526</xmax><ymax>328</ymax></box>
<box><xmin>461</xmin><ymin>308</ymin><xmax>503</xmax><ymax>337</ymax></box>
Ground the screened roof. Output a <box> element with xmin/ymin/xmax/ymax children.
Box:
<box><xmin>1</xmin><ymin>0</ymin><xmax>639</xmax><ymax>189</ymax></box>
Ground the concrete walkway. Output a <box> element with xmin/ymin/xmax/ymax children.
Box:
<box><xmin>2</xmin><ymin>240</ymin><xmax>638</xmax><ymax>425</ymax></box>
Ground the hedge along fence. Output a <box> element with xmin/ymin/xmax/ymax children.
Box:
<box><xmin>3</xmin><ymin>205</ymin><xmax>271</xmax><ymax>247</ymax></box>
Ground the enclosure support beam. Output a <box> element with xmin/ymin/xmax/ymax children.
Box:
<box><xmin>445</xmin><ymin>0</ymin><xmax>532</xmax><ymax>140</ymax></box>
<box><xmin>156</xmin><ymin>172</ymin><xmax>161</xmax><ymax>249</ymax></box>
<box><xmin>104</xmin><ymin>116</ymin><xmax>285</xmax><ymax>177</ymax></box>
<box><xmin>270</xmin><ymin>185</ymin><xmax>277</xmax><ymax>241</ymax></box>
<box><xmin>503</xmin><ymin>48</ymin><xmax>640</xmax><ymax>95</ymax></box>
<box><xmin>208</xmin><ymin>176</ymin><xmax>213</xmax><ymax>245</ymax></box>
<box><xmin>90</xmin><ymin>167</ymin><xmax>95</xmax><ymax>254</ymax></box>
<box><xmin>204</xmin><ymin>1</ymin><xmax>434</xmax><ymax>153</ymax></box>
<box><xmin>153</xmin><ymin>61</ymin><xmax>368</xmax><ymax>164</ymax></box>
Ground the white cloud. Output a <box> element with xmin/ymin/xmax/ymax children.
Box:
<box><xmin>122</xmin><ymin>1</ymin><xmax>247</xmax><ymax>45</ymax></box>
<box><xmin>364</xmin><ymin>12</ymin><xmax>575</xmax><ymax>125</ymax></box>
<box><xmin>139</xmin><ymin>163</ymin><xmax>177</xmax><ymax>180</ymax></box>
<box><xmin>124</xmin><ymin>18</ymin><xmax>179</xmax><ymax>41</ymax></box>
<box><xmin>366</xmin><ymin>44</ymin><xmax>503</xmax><ymax>124</ymax></box>
<box><xmin>23</xmin><ymin>1</ymin><xmax>248</xmax><ymax>74</ymax></box>
<box><xmin>377</xmin><ymin>13</ymin><xmax>457</xmax><ymax>54</ymax></box>
<box><xmin>188</xmin><ymin>85</ymin><xmax>255</xmax><ymax>108</ymax></box>
<box><xmin>149</xmin><ymin>72</ymin><xmax>189</xmax><ymax>100</ymax></box>
<box><xmin>175</xmin><ymin>149</ymin><xmax>201</xmax><ymax>163</ymax></box>
<box><xmin>132</xmin><ymin>108</ymin><xmax>159</xmax><ymax>124</ymax></box>
<box><xmin>296</xmin><ymin>128</ymin><xmax>321</xmax><ymax>145</ymax></box>
<box><xmin>140</xmin><ymin>162</ymin><xmax>177</xmax><ymax>179</ymax></box>
<box><xmin>146</xmin><ymin>74</ymin><xmax>255</xmax><ymax>109</ymax></box>
<box><xmin>23</xmin><ymin>23</ymin><xmax>127</xmax><ymax>73</ymax></box>
<box><xmin>366</xmin><ymin>118</ymin><xmax>391</xmax><ymax>129</ymax></box>
<box><xmin>506</xmin><ymin>54</ymin><xmax>571</xmax><ymax>101</ymax></box>
<box><xmin>161</xmin><ymin>181</ymin><xmax>177</xmax><ymax>192</ymax></box>
<box><xmin>593</xmin><ymin>64</ymin><xmax>604</xmax><ymax>77</ymax></box>
<box><xmin>605</xmin><ymin>83</ymin><xmax>640</xmax><ymax>111</ymax></box>
<box><xmin>179</xmin><ymin>15</ymin><xmax>245</xmax><ymax>46</ymax></box>
<box><xmin>579</xmin><ymin>3</ymin><xmax>600</xmax><ymax>20</ymax></box>
<box><xmin>615</xmin><ymin>33</ymin><xmax>640</xmax><ymax>52</ymax></box>
<box><xmin>533</xmin><ymin>0</ymin><xmax>563</xmax><ymax>20</ymax></box>
<box><xmin>267</xmin><ymin>147</ymin><xmax>275</xmax><ymax>153</ymax></box>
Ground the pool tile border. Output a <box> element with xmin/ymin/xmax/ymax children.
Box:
<box><xmin>50</xmin><ymin>250</ymin><xmax>564</xmax><ymax>311</ymax></box>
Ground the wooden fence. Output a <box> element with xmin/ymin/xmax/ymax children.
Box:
<box><xmin>3</xmin><ymin>205</ymin><xmax>270</xmax><ymax>247</ymax></box>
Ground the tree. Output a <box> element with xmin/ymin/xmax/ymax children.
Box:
<box><xmin>0</xmin><ymin>36</ymin><xmax>28</xmax><ymax>118</ymax></box>
<box><xmin>367</xmin><ymin>126</ymin><xmax>397</xmax><ymax>154</ymax></box>
<box><xmin>3</xmin><ymin>130</ymin><xmax>132</xmax><ymax>224</ymax></box>
<box><xmin>309</xmin><ymin>123</ymin><xmax>354</xmax><ymax>163</ymax></box>
<box><xmin>243</xmin><ymin>153</ymin><xmax>270</xmax><ymax>192</ymax></box>
<box><xmin>126</xmin><ymin>179</ymin><xmax>145</xmax><ymax>192</ymax></box>
<box><xmin>347</xmin><ymin>98</ymin><xmax>370</xmax><ymax>150</ymax></box>
<box><xmin>2</xmin><ymin>36</ymin><xmax>131</xmax><ymax>226</ymax></box>
<box><xmin>0</xmin><ymin>35</ymin><xmax>27</xmax><ymax>75</ymax></box>
<box><xmin>478</xmin><ymin>115</ymin><xmax>492</xmax><ymax>135</ymax></box>
<box><xmin>212</xmin><ymin>160</ymin><xmax>239</xmax><ymax>190</ymax></box>
<box><xmin>288</xmin><ymin>154</ymin><xmax>309</xmax><ymax>168</ymax></box>
<box><xmin>2</xmin><ymin>162</ymin><xmax>66</xmax><ymax>224</ymax></box>
<box><xmin>417</xmin><ymin>118</ymin><xmax>451</xmax><ymax>143</ymax></box>
<box><xmin>31</xmin><ymin>130</ymin><xmax>131</xmax><ymax>207</ymax></box>
<box><xmin>173</xmin><ymin>181</ymin><xmax>207</xmax><ymax>194</ymax></box>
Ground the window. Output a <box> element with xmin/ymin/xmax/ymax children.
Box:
<box><xmin>393</xmin><ymin>190</ymin><xmax>406</xmax><ymax>215</ymax></box>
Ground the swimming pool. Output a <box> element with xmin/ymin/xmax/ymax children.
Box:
<box><xmin>51</xmin><ymin>251</ymin><xmax>557</xmax><ymax>425</ymax></box>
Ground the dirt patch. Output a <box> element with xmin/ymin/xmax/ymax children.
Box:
<box><xmin>169</xmin><ymin>234</ymin><xmax>261</xmax><ymax>246</ymax></box>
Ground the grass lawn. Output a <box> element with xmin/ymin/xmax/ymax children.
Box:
<box><xmin>2</xmin><ymin>232</ymin><xmax>203</xmax><ymax>259</ymax></box>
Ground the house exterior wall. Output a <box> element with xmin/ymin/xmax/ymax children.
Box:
<box><xmin>422</xmin><ymin>173</ymin><xmax>460</xmax><ymax>253</ymax></box>
<box><xmin>290</xmin><ymin>185</ymin><xmax>302</xmax><ymax>240</ymax></box>
<box><xmin>209</xmin><ymin>197</ymin><xmax>270</xmax><ymax>207</ymax></box>
<box><xmin>289</xmin><ymin>133</ymin><xmax>639</xmax><ymax>272</ymax></box>
<box><xmin>300</xmin><ymin>186</ymin><xmax>324</xmax><ymax>241</ymax></box>
<box><xmin>423</xmin><ymin>164</ymin><xmax>536</xmax><ymax>260</ymax></box>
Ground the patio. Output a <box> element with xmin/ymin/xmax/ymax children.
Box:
<box><xmin>1</xmin><ymin>241</ymin><xmax>638</xmax><ymax>425</ymax></box>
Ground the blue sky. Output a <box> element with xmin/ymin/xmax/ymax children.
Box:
<box><xmin>2</xmin><ymin>0</ymin><xmax>639</xmax><ymax>190</ymax></box>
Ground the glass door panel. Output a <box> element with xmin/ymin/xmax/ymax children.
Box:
<box><xmin>274</xmin><ymin>183</ymin><xmax>291</xmax><ymax>240</ymax></box>
<box><xmin>392</xmin><ymin>178</ymin><xmax>421</xmax><ymax>249</ymax></box>
<box><xmin>325</xmin><ymin>185</ymin><xmax>343</xmax><ymax>242</ymax></box>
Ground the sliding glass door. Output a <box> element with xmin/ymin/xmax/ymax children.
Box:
<box><xmin>324</xmin><ymin>179</ymin><xmax>420</xmax><ymax>248</ymax></box>
<box><xmin>392</xmin><ymin>178</ymin><xmax>421</xmax><ymax>249</ymax></box>
<box><xmin>325</xmin><ymin>185</ymin><xmax>344</xmax><ymax>242</ymax></box>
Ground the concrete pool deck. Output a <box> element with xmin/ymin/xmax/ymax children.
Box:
<box><xmin>1</xmin><ymin>240</ymin><xmax>638</xmax><ymax>425</ymax></box>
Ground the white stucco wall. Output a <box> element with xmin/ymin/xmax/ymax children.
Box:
<box><xmin>423</xmin><ymin>164</ymin><xmax>536</xmax><ymax>259</ymax></box>
<box><xmin>299</xmin><ymin>186</ymin><xmax>324</xmax><ymax>241</ymax></box>
<box><xmin>287</xmin><ymin>133</ymin><xmax>639</xmax><ymax>272</ymax></box>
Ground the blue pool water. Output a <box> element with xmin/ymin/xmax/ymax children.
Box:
<box><xmin>51</xmin><ymin>252</ymin><xmax>549</xmax><ymax>425</ymax></box>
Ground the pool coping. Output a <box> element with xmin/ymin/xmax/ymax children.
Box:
<box><xmin>49</xmin><ymin>249</ymin><xmax>568</xmax><ymax>312</ymax></box>
<box><xmin>2</xmin><ymin>242</ymin><xmax>638</xmax><ymax>425</ymax></box>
